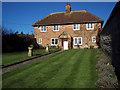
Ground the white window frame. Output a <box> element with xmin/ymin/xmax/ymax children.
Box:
<box><xmin>51</xmin><ymin>38</ymin><xmax>58</xmax><ymax>46</ymax></box>
<box><xmin>53</xmin><ymin>25</ymin><xmax>59</xmax><ymax>31</ymax></box>
<box><xmin>73</xmin><ymin>24</ymin><xmax>80</xmax><ymax>30</ymax></box>
<box><xmin>39</xmin><ymin>38</ymin><xmax>42</xmax><ymax>44</ymax></box>
<box><xmin>92</xmin><ymin>36</ymin><xmax>96</xmax><ymax>43</ymax></box>
<box><xmin>86</xmin><ymin>23</ymin><xmax>94</xmax><ymax>30</ymax></box>
<box><xmin>74</xmin><ymin>37</ymin><xmax>82</xmax><ymax>45</ymax></box>
<box><xmin>39</xmin><ymin>26</ymin><xmax>47</xmax><ymax>32</ymax></box>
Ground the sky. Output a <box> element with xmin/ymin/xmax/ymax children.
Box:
<box><xmin>2</xmin><ymin>2</ymin><xmax>117</xmax><ymax>34</ymax></box>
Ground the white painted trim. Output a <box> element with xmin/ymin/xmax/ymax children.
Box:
<box><xmin>73</xmin><ymin>24</ymin><xmax>80</xmax><ymax>30</ymax></box>
<box><xmin>51</xmin><ymin>38</ymin><xmax>58</xmax><ymax>46</ymax></box>
<box><xmin>39</xmin><ymin>26</ymin><xmax>47</xmax><ymax>32</ymax></box>
<box><xmin>92</xmin><ymin>36</ymin><xmax>96</xmax><ymax>43</ymax></box>
<box><xmin>86</xmin><ymin>23</ymin><xmax>94</xmax><ymax>30</ymax></box>
<box><xmin>74</xmin><ymin>37</ymin><xmax>82</xmax><ymax>45</ymax></box>
<box><xmin>39</xmin><ymin>38</ymin><xmax>42</xmax><ymax>44</ymax></box>
<box><xmin>53</xmin><ymin>25</ymin><xmax>59</xmax><ymax>31</ymax></box>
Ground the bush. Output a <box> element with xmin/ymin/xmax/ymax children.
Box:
<box><xmin>50</xmin><ymin>46</ymin><xmax>56</xmax><ymax>48</ymax></box>
<box><xmin>39</xmin><ymin>45</ymin><xmax>43</xmax><ymax>49</ymax></box>
<box><xmin>90</xmin><ymin>45</ymin><xmax>94</xmax><ymax>49</ymax></box>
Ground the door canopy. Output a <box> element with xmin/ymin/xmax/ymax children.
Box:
<box><xmin>58</xmin><ymin>31</ymin><xmax>71</xmax><ymax>39</ymax></box>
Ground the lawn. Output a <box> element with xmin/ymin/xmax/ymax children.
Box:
<box><xmin>2</xmin><ymin>48</ymin><xmax>60</xmax><ymax>66</ymax></box>
<box><xmin>3</xmin><ymin>49</ymin><xmax>98</xmax><ymax>88</ymax></box>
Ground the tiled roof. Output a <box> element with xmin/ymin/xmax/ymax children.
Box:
<box><xmin>32</xmin><ymin>10</ymin><xmax>104</xmax><ymax>26</ymax></box>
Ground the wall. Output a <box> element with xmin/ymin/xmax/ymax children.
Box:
<box><xmin>100</xmin><ymin>2</ymin><xmax>120</xmax><ymax>84</ymax></box>
<box><xmin>34</xmin><ymin>23</ymin><xmax>101</xmax><ymax>48</ymax></box>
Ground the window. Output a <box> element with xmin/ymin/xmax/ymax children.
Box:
<box><xmin>86</xmin><ymin>23</ymin><xmax>94</xmax><ymax>30</ymax></box>
<box><xmin>40</xmin><ymin>26</ymin><xmax>46</xmax><ymax>32</ymax></box>
<box><xmin>92</xmin><ymin>37</ymin><xmax>96</xmax><ymax>43</ymax></box>
<box><xmin>74</xmin><ymin>37</ymin><xmax>82</xmax><ymax>45</ymax></box>
<box><xmin>53</xmin><ymin>25</ymin><xmax>59</xmax><ymax>31</ymax></box>
<box><xmin>39</xmin><ymin>38</ymin><xmax>42</xmax><ymax>44</ymax></box>
<box><xmin>51</xmin><ymin>38</ymin><xmax>58</xmax><ymax>45</ymax></box>
<box><xmin>73</xmin><ymin>24</ymin><xmax>80</xmax><ymax>30</ymax></box>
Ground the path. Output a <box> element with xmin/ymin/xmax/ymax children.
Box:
<box><xmin>2</xmin><ymin>50</ymin><xmax>62</xmax><ymax>74</ymax></box>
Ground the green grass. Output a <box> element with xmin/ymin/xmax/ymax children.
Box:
<box><xmin>2</xmin><ymin>48</ymin><xmax>60</xmax><ymax>66</ymax></box>
<box><xmin>3</xmin><ymin>49</ymin><xmax>98</xmax><ymax>88</ymax></box>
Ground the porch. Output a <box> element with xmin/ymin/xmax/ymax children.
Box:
<box><xmin>58</xmin><ymin>31</ymin><xmax>72</xmax><ymax>50</ymax></box>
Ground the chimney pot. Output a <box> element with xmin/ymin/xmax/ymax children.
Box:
<box><xmin>66</xmin><ymin>3</ymin><xmax>70</xmax><ymax>5</ymax></box>
<box><xmin>65</xmin><ymin>3</ymin><xmax>71</xmax><ymax>13</ymax></box>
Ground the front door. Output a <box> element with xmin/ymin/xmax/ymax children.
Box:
<box><xmin>63</xmin><ymin>41</ymin><xmax>68</xmax><ymax>50</ymax></box>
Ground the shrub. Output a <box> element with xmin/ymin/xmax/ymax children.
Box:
<box><xmin>50</xmin><ymin>46</ymin><xmax>56</xmax><ymax>48</ymax></box>
<box><xmin>77</xmin><ymin>44</ymin><xmax>79</xmax><ymax>47</ymax></box>
<box><xmin>39</xmin><ymin>45</ymin><xmax>43</xmax><ymax>49</ymax></box>
<box><xmin>90</xmin><ymin>45</ymin><xmax>94</xmax><ymax>49</ymax></box>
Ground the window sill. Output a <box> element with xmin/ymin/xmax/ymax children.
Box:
<box><xmin>53</xmin><ymin>30</ymin><xmax>59</xmax><ymax>31</ymax></box>
<box><xmin>73</xmin><ymin>29</ymin><xmax>80</xmax><ymax>30</ymax></box>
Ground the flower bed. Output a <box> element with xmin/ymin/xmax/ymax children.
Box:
<box><xmin>96</xmin><ymin>50</ymin><xmax>118</xmax><ymax>88</ymax></box>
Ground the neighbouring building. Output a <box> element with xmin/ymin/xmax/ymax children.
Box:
<box><xmin>32</xmin><ymin>3</ymin><xmax>104</xmax><ymax>50</ymax></box>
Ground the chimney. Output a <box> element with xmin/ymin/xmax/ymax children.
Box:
<box><xmin>65</xmin><ymin>3</ymin><xmax>71</xmax><ymax>13</ymax></box>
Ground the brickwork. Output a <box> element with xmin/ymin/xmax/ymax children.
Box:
<box><xmin>34</xmin><ymin>23</ymin><xmax>102</xmax><ymax>48</ymax></box>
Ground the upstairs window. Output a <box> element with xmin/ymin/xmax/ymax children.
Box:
<box><xmin>51</xmin><ymin>38</ymin><xmax>58</xmax><ymax>45</ymax></box>
<box><xmin>39</xmin><ymin>38</ymin><xmax>42</xmax><ymax>44</ymax></box>
<box><xmin>86</xmin><ymin>23</ymin><xmax>94</xmax><ymax>30</ymax></box>
<box><xmin>40</xmin><ymin>26</ymin><xmax>46</xmax><ymax>32</ymax></box>
<box><xmin>53</xmin><ymin>25</ymin><xmax>59</xmax><ymax>31</ymax></box>
<box><xmin>73</xmin><ymin>24</ymin><xmax>80</xmax><ymax>30</ymax></box>
<box><xmin>74</xmin><ymin>37</ymin><xmax>82</xmax><ymax>45</ymax></box>
<box><xmin>92</xmin><ymin>37</ymin><xmax>96</xmax><ymax>43</ymax></box>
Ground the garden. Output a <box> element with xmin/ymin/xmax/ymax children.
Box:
<box><xmin>2</xmin><ymin>48</ymin><xmax>60</xmax><ymax>66</ymax></box>
<box><xmin>3</xmin><ymin>49</ymin><xmax>98</xmax><ymax>88</ymax></box>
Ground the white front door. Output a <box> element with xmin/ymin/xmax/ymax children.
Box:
<box><xmin>63</xmin><ymin>41</ymin><xmax>68</xmax><ymax>50</ymax></box>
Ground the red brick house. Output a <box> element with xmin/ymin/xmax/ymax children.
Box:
<box><xmin>32</xmin><ymin>3</ymin><xmax>104</xmax><ymax>50</ymax></box>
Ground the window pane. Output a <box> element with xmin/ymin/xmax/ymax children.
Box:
<box><xmin>44</xmin><ymin>26</ymin><xmax>46</xmax><ymax>31</ymax></box>
<box><xmin>93</xmin><ymin>37</ymin><xmax>96</xmax><ymax>42</ymax></box>
<box><xmin>75</xmin><ymin>24</ymin><xmax>76</xmax><ymax>29</ymax></box>
<box><xmin>54</xmin><ymin>25</ymin><xmax>56</xmax><ymax>30</ymax></box>
<box><xmin>55</xmin><ymin>26</ymin><xmax>57</xmax><ymax>30</ymax></box>
<box><xmin>91</xmin><ymin>23</ymin><xmax>93</xmax><ymax>28</ymax></box>
<box><xmin>75</xmin><ymin>38</ymin><xmax>77</xmax><ymax>44</ymax></box>
<box><xmin>77</xmin><ymin>24</ymin><xmax>79</xmax><ymax>29</ymax></box>
<box><xmin>52</xmin><ymin>39</ymin><xmax>54</xmax><ymax>44</ymax></box>
<box><xmin>57</xmin><ymin>25</ymin><xmax>58</xmax><ymax>30</ymax></box>
<box><xmin>55</xmin><ymin>39</ymin><xmax>58</xmax><ymax>44</ymax></box>
<box><xmin>39</xmin><ymin>39</ymin><xmax>42</xmax><ymax>43</ymax></box>
<box><xmin>41</xmin><ymin>26</ymin><xmax>43</xmax><ymax>31</ymax></box>
<box><xmin>78</xmin><ymin>38</ymin><xmax>81</xmax><ymax>44</ymax></box>
<box><xmin>87</xmin><ymin>24</ymin><xmax>89</xmax><ymax>28</ymax></box>
<box><xmin>73</xmin><ymin>24</ymin><xmax>75</xmax><ymax>29</ymax></box>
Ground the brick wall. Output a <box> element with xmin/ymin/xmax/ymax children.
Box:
<box><xmin>34</xmin><ymin>23</ymin><xmax>102</xmax><ymax>48</ymax></box>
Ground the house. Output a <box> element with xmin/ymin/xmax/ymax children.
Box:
<box><xmin>32</xmin><ymin>3</ymin><xmax>104</xmax><ymax>50</ymax></box>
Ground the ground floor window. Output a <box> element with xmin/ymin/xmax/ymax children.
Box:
<box><xmin>92</xmin><ymin>36</ymin><xmax>96</xmax><ymax>43</ymax></box>
<box><xmin>74</xmin><ymin>37</ymin><xmax>82</xmax><ymax>45</ymax></box>
<box><xmin>39</xmin><ymin>38</ymin><xmax>42</xmax><ymax>44</ymax></box>
<box><xmin>51</xmin><ymin>38</ymin><xmax>58</xmax><ymax>45</ymax></box>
